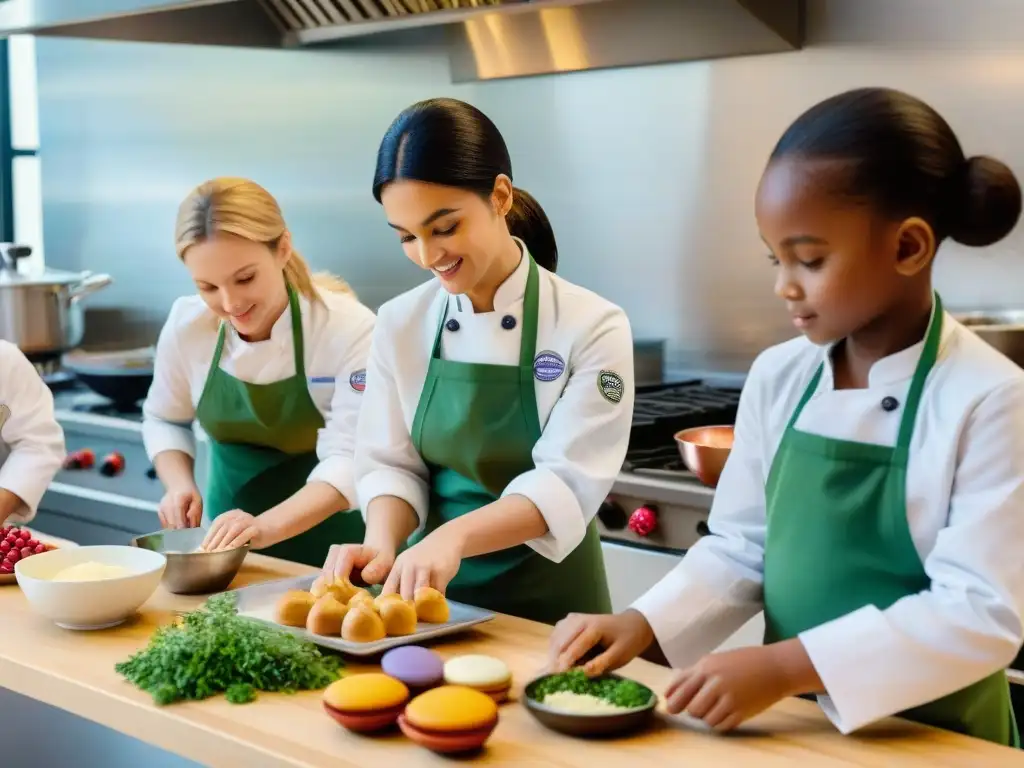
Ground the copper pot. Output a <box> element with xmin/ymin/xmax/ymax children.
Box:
<box><xmin>674</xmin><ymin>425</ymin><xmax>735</xmax><ymax>488</ymax></box>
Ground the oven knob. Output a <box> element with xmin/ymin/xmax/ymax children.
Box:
<box><xmin>628</xmin><ymin>505</ymin><xmax>658</xmax><ymax>537</ymax></box>
<box><xmin>696</xmin><ymin>520</ymin><xmax>711</xmax><ymax>537</ymax></box>
<box><xmin>597</xmin><ymin>498</ymin><xmax>628</xmax><ymax>530</ymax></box>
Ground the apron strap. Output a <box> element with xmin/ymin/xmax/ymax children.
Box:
<box><xmin>785</xmin><ymin>293</ymin><xmax>945</xmax><ymax>443</ymax></box>
<box><xmin>896</xmin><ymin>292</ymin><xmax>944</xmax><ymax>451</ymax></box>
<box><xmin>202</xmin><ymin>321</ymin><xmax>229</xmax><ymax>395</ymax></box>
<box><xmin>518</xmin><ymin>256</ymin><xmax>542</xmax><ymax>438</ymax></box>
<box><xmin>285</xmin><ymin>283</ymin><xmax>307</xmax><ymax>378</ymax></box>
<box><xmin>787</xmin><ymin>364</ymin><xmax>823</xmax><ymax>430</ymax></box>
<box><xmin>429</xmin><ymin>293</ymin><xmax>450</xmax><ymax>359</ymax></box>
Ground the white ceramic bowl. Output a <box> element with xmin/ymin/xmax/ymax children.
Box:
<box><xmin>15</xmin><ymin>545</ymin><xmax>167</xmax><ymax>630</ymax></box>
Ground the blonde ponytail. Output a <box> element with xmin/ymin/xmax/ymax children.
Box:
<box><xmin>284</xmin><ymin>249</ymin><xmax>356</xmax><ymax>299</ymax></box>
<box><xmin>175</xmin><ymin>176</ymin><xmax>355</xmax><ymax>302</ymax></box>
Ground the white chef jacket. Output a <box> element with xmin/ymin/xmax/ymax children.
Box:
<box><xmin>0</xmin><ymin>341</ymin><xmax>66</xmax><ymax>524</ymax></box>
<box><xmin>355</xmin><ymin>240</ymin><xmax>635</xmax><ymax>562</ymax></box>
<box><xmin>142</xmin><ymin>288</ymin><xmax>375</xmax><ymax>506</ymax></box>
<box><xmin>632</xmin><ymin>311</ymin><xmax>1024</xmax><ymax>735</ymax></box>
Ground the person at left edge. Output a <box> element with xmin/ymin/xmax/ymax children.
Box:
<box><xmin>142</xmin><ymin>177</ymin><xmax>372</xmax><ymax>566</ymax></box>
<box><xmin>323</xmin><ymin>98</ymin><xmax>634</xmax><ymax>625</ymax></box>
<box><xmin>0</xmin><ymin>341</ymin><xmax>65</xmax><ymax>533</ymax></box>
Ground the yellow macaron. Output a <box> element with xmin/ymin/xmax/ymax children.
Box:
<box><xmin>323</xmin><ymin>673</ymin><xmax>409</xmax><ymax>713</ymax></box>
<box><xmin>404</xmin><ymin>685</ymin><xmax>499</xmax><ymax>732</ymax></box>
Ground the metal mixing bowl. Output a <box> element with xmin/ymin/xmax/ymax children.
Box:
<box><xmin>131</xmin><ymin>528</ymin><xmax>249</xmax><ymax>595</ymax></box>
<box><xmin>674</xmin><ymin>425</ymin><xmax>735</xmax><ymax>488</ymax></box>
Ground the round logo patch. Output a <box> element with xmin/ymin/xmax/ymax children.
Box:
<box><xmin>349</xmin><ymin>369</ymin><xmax>366</xmax><ymax>393</ymax></box>
<box><xmin>533</xmin><ymin>351</ymin><xmax>566</xmax><ymax>382</ymax></box>
<box><xmin>598</xmin><ymin>370</ymin><xmax>624</xmax><ymax>404</ymax></box>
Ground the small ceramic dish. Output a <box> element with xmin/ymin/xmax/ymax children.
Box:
<box><xmin>322</xmin><ymin>673</ymin><xmax>410</xmax><ymax>733</ymax></box>
<box><xmin>522</xmin><ymin>673</ymin><xmax>658</xmax><ymax>738</ymax></box>
<box><xmin>399</xmin><ymin>685</ymin><xmax>499</xmax><ymax>754</ymax></box>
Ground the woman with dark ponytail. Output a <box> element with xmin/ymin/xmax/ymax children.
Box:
<box><xmin>323</xmin><ymin>98</ymin><xmax>633</xmax><ymax>624</ymax></box>
<box><xmin>551</xmin><ymin>87</ymin><xmax>1024</xmax><ymax>746</ymax></box>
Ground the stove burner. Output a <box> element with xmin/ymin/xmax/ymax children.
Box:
<box><xmin>625</xmin><ymin>381</ymin><xmax>741</xmax><ymax>474</ymax></box>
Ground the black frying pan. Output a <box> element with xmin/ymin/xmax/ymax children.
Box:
<box><xmin>61</xmin><ymin>348</ymin><xmax>155</xmax><ymax>410</ymax></box>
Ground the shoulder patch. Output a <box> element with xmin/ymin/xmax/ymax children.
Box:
<box><xmin>533</xmin><ymin>351</ymin><xmax>566</xmax><ymax>382</ymax></box>
<box><xmin>348</xmin><ymin>369</ymin><xmax>366</xmax><ymax>393</ymax></box>
<box><xmin>597</xmin><ymin>370</ymin><xmax>624</xmax><ymax>404</ymax></box>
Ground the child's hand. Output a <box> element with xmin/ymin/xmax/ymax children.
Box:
<box><xmin>547</xmin><ymin>609</ymin><xmax>655</xmax><ymax>676</ymax></box>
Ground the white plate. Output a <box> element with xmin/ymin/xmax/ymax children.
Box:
<box><xmin>226</xmin><ymin>575</ymin><xmax>495</xmax><ymax>657</ymax></box>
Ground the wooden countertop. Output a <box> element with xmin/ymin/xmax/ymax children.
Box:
<box><xmin>2</xmin><ymin>548</ymin><xmax>1021</xmax><ymax>768</ymax></box>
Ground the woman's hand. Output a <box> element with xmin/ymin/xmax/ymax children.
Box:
<box><xmin>158</xmin><ymin>486</ymin><xmax>203</xmax><ymax>530</ymax></box>
<box><xmin>547</xmin><ymin>609</ymin><xmax>655</xmax><ymax>676</ymax></box>
<box><xmin>201</xmin><ymin>510</ymin><xmax>267</xmax><ymax>551</ymax></box>
<box><xmin>322</xmin><ymin>543</ymin><xmax>396</xmax><ymax>586</ymax></box>
<box><xmin>381</xmin><ymin>529</ymin><xmax>463</xmax><ymax>600</ymax></box>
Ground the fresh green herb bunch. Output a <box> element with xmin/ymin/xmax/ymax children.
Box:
<box><xmin>532</xmin><ymin>668</ymin><xmax>652</xmax><ymax>709</ymax></box>
<box><xmin>115</xmin><ymin>592</ymin><xmax>343</xmax><ymax>706</ymax></box>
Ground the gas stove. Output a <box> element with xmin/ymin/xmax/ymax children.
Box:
<box><xmin>598</xmin><ymin>380</ymin><xmax>742</xmax><ymax>555</ymax></box>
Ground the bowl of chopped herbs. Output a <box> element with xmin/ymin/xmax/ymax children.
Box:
<box><xmin>523</xmin><ymin>669</ymin><xmax>657</xmax><ymax>737</ymax></box>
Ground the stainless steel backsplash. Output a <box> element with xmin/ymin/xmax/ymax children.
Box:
<box><xmin>35</xmin><ymin>0</ymin><xmax>1024</xmax><ymax>373</ymax></box>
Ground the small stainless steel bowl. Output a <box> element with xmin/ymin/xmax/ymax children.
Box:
<box><xmin>674</xmin><ymin>425</ymin><xmax>735</xmax><ymax>489</ymax></box>
<box><xmin>130</xmin><ymin>528</ymin><xmax>249</xmax><ymax>595</ymax></box>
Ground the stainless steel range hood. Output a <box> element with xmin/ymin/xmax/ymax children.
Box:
<box><xmin>0</xmin><ymin>0</ymin><xmax>804</xmax><ymax>81</ymax></box>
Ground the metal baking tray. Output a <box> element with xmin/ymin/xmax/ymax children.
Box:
<box><xmin>225</xmin><ymin>574</ymin><xmax>496</xmax><ymax>657</ymax></box>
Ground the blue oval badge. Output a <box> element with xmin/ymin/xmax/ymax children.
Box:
<box><xmin>349</xmin><ymin>369</ymin><xmax>366</xmax><ymax>393</ymax></box>
<box><xmin>533</xmin><ymin>351</ymin><xmax>566</xmax><ymax>382</ymax></box>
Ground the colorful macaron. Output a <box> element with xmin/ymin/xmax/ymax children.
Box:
<box><xmin>398</xmin><ymin>685</ymin><xmax>499</xmax><ymax>754</ymax></box>
<box><xmin>322</xmin><ymin>673</ymin><xmax>410</xmax><ymax>733</ymax></box>
<box><xmin>443</xmin><ymin>654</ymin><xmax>512</xmax><ymax>703</ymax></box>
<box><xmin>381</xmin><ymin>645</ymin><xmax>445</xmax><ymax>691</ymax></box>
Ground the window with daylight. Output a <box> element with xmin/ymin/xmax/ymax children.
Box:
<box><xmin>4</xmin><ymin>35</ymin><xmax>43</xmax><ymax>273</ymax></box>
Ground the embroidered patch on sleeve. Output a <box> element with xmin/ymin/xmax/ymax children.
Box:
<box><xmin>349</xmin><ymin>369</ymin><xmax>366</xmax><ymax>392</ymax></box>
<box><xmin>598</xmin><ymin>371</ymin><xmax>624</xmax><ymax>404</ymax></box>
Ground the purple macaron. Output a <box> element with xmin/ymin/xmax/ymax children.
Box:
<box><xmin>381</xmin><ymin>646</ymin><xmax>445</xmax><ymax>689</ymax></box>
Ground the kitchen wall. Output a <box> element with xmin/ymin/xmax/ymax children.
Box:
<box><xmin>34</xmin><ymin>0</ymin><xmax>1024</xmax><ymax>373</ymax></box>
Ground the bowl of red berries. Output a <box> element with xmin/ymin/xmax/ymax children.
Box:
<box><xmin>0</xmin><ymin>526</ymin><xmax>56</xmax><ymax>584</ymax></box>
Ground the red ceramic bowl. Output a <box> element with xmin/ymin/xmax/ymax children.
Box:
<box><xmin>397</xmin><ymin>712</ymin><xmax>498</xmax><ymax>753</ymax></box>
<box><xmin>323</xmin><ymin>701</ymin><xmax>405</xmax><ymax>733</ymax></box>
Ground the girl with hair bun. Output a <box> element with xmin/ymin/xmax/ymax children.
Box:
<box><xmin>322</xmin><ymin>98</ymin><xmax>634</xmax><ymax>625</ymax></box>
<box><xmin>549</xmin><ymin>87</ymin><xmax>1024</xmax><ymax>746</ymax></box>
<box><xmin>142</xmin><ymin>177</ymin><xmax>374</xmax><ymax>566</ymax></box>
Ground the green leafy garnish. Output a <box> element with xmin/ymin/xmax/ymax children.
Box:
<box><xmin>532</xmin><ymin>669</ymin><xmax>652</xmax><ymax>709</ymax></box>
<box><xmin>115</xmin><ymin>592</ymin><xmax>343</xmax><ymax>706</ymax></box>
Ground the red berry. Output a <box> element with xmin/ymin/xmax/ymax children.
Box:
<box><xmin>20</xmin><ymin>546</ymin><xmax>33</xmax><ymax>558</ymax></box>
<box><xmin>7</xmin><ymin>550</ymin><xmax>20</xmax><ymax>563</ymax></box>
<box><xmin>0</xmin><ymin>541</ymin><xmax>10</xmax><ymax>554</ymax></box>
<box><xmin>33</xmin><ymin>544</ymin><xmax>45</xmax><ymax>554</ymax></box>
<box><xmin>5</xmin><ymin>534</ymin><xmax>17</xmax><ymax>545</ymax></box>
<box><xmin>0</xmin><ymin>563</ymin><xmax>11</xmax><ymax>574</ymax></box>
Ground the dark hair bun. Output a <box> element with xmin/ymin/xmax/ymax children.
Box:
<box><xmin>950</xmin><ymin>155</ymin><xmax>1022</xmax><ymax>247</ymax></box>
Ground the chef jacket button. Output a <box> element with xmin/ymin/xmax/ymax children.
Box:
<box><xmin>501</xmin><ymin>314</ymin><xmax>517</xmax><ymax>330</ymax></box>
<box><xmin>881</xmin><ymin>396</ymin><xmax>899</xmax><ymax>412</ymax></box>
<box><xmin>445</xmin><ymin>318</ymin><xmax>460</xmax><ymax>332</ymax></box>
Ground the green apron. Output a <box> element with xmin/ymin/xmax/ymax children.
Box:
<box><xmin>195</xmin><ymin>285</ymin><xmax>365</xmax><ymax>567</ymax></box>
<box><xmin>407</xmin><ymin>255</ymin><xmax>611</xmax><ymax>625</ymax></box>
<box><xmin>762</xmin><ymin>294</ymin><xmax>1018</xmax><ymax>747</ymax></box>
